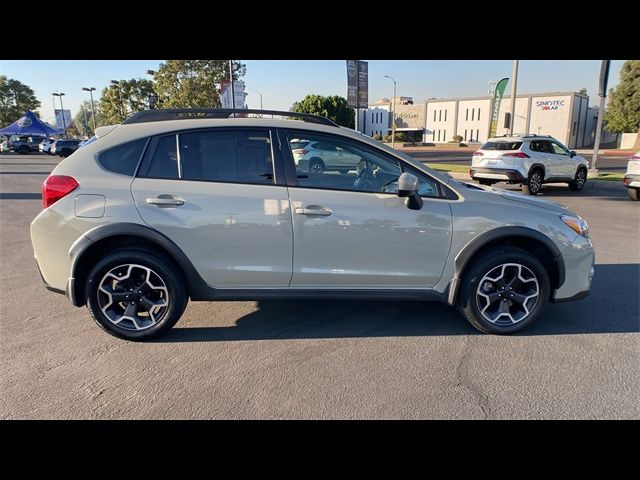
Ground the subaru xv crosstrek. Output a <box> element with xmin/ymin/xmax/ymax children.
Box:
<box><xmin>470</xmin><ymin>135</ymin><xmax>589</xmax><ymax>195</ymax></box>
<box><xmin>30</xmin><ymin>109</ymin><xmax>595</xmax><ymax>340</ymax></box>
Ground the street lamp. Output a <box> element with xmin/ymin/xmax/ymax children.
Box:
<box><xmin>52</xmin><ymin>92</ymin><xmax>67</xmax><ymax>138</ymax></box>
<box><xmin>110</xmin><ymin>80</ymin><xmax>124</xmax><ymax>121</ymax></box>
<box><xmin>384</xmin><ymin>75</ymin><xmax>397</xmax><ymax>148</ymax></box>
<box><xmin>247</xmin><ymin>88</ymin><xmax>263</xmax><ymax>115</ymax></box>
<box><xmin>82</xmin><ymin>87</ymin><xmax>97</xmax><ymax>133</ymax></box>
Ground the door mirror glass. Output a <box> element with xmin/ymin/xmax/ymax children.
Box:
<box><xmin>397</xmin><ymin>172</ymin><xmax>423</xmax><ymax>210</ymax></box>
<box><xmin>570</xmin><ymin>150</ymin><xmax>577</xmax><ymax>157</ymax></box>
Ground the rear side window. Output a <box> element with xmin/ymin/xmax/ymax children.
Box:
<box><xmin>179</xmin><ymin>129</ymin><xmax>273</xmax><ymax>185</ymax></box>
<box><xmin>481</xmin><ymin>141</ymin><xmax>523</xmax><ymax>150</ymax></box>
<box><xmin>139</xmin><ymin>135</ymin><xmax>178</xmax><ymax>179</ymax></box>
<box><xmin>97</xmin><ymin>138</ymin><xmax>147</xmax><ymax>176</ymax></box>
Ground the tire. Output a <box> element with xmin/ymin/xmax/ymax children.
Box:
<box><xmin>458</xmin><ymin>246</ymin><xmax>550</xmax><ymax>334</ymax></box>
<box><xmin>629</xmin><ymin>188</ymin><xmax>639</xmax><ymax>201</ymax></box>
<box><xmin>18</xmin><ymin>146</ymin><xmax>29</xmax><ymax>154</ymax></box>
<box><xmin>478</xmin><ymin>179</ymin><xmax>495</xmax><ymax>186</ymax></box>
<box><xmin>85</xmin><ymin>248</ymin><xmax>187</xmax><ymax>341</ymax></box>
<box><xmin>308</xmin><ymin>158</ymin><xmax>325</xmax><ymax>174</ymax></box>
<box><xmin>521</xmin><ymin>169</ymin><xmax>543</xmax><ymax>195</ymax></box>
<box><xmin>569</xmin><ymin>167</ymin><xmax>587</xmax><ymax>191</ymax></box>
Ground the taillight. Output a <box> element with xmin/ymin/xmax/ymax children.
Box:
<box><xmin>630</xmin><ymin>154</ymin><xmax>640</xmax><ymax>160</ymax></box>
<box><xmin>504</xmin><ymin>152</ymin><xmax>530</xmax><ymax>158</ymax></box>
<box><xmin>293</xmin><ymin>149</ymin><xmax>308</xmax><ymax>155</ymax></box>
<box><xmin>473</xmin><ymin>151</ymin><xmax>483</xmax><ymax>156</ymax></box>
<box><xmin>42</xmin><ymin>175</ymin><xmax>78</xmax><ymax>208</ymax></box>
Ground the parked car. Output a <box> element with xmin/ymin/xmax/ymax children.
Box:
<box><xmin>623</xmin><ymin>151</ymin><xmax>640</xmax><ymax>201</ymax></box>
<box><xmin>39</xmin><ymin>138</ymin><xmax>55</xmax><ymax>155</ymax></box>
<box><xmin>50</xmin><ymin>139</ymin><xmax>81</xmax><ymax>157</ymax></box>
<box><xmin>291</xmin><ymin>139</ymin><xmax>362</xmax><ymax>174</ymax></box>
<box><xmin>470</xmin><ymin>135</ymin><xmax>589</xmax><ymax>195</ymax></box>
<box><xmin>0</xmin><ymin>140</ymin><xmax>8</xmax><ymax>153</ymax></box>
<box><xmin>8</xmin><ymin>136</ymin><xmax>44</xmax><ymax>154</ymax></box>
<box><xmin>31</xmin><ymin>109</ymin><xmax>594</xmax><ymax>341</ymax></box>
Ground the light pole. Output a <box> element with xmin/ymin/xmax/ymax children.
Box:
<box><xmin>52</xmin><ymin>92</ymin><xmax>67</xmax><ymax>138</ymax></box>
<box><xmin>592</xmin><ymin>60</ymin><xmax>611</xmax><ymax>174</ymax></box>
<box><xmin>82</xmin><ymin>87</ymin><xmax>97</xmax><ymax>133</ymax></box>
<box><xmin>228</xmin><ymin>60</ymin><xmax>236</xmax><ymax>114</ymax></box>
<box><xmin>509</xmin><ymin>60</ymin><xmax>519</xmax><ymax>135</ymax></box>
<box><xmin>384</xmin><ymin>75</ymin><xmax>397</xmax><ymax>148</ymax></box>
<box><xmin>110</xmin><ymin>80</ymin><xmax>123</xmax><ymax>121</ymax></box>
<box><xmin>247</xmin><ymin>88</ymin><xmax>263</xmax><ymax>114</ymax></box>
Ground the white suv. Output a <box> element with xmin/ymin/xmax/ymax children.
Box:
<box><xmin>470</xmin><ymin>135</ymin><xmax>589</xmax><ymax>195</ymax></box>
<box><xmin>291</xmin><ymin>139</ymin><xmax>361</xmax><ymax>174</ymax></box>
<box><xmin>624</xmin><ymin>151</ymin><xmax>640</xmax><ymax>201</ymax></box>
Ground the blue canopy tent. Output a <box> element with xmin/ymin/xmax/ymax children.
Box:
<box><xmin>0</xmin><ymin>110</ymin><xmax>58</xmax><ymax>138</ymax></box>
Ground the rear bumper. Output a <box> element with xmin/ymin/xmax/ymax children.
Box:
<box><xmin>624</xmin><ymin>174</ymin><xmax>640</xmax><ymax>188</ymax></box>
<box><xmin>470</xmin><ymin>167</ymin><xmax>526</xmax><ymax>182</ymax></box>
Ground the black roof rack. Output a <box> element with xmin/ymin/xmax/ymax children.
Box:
<box><xmin>122</xmin><ymin>108</ymin><xmax>339</xmax><ymax>127</ymax></box>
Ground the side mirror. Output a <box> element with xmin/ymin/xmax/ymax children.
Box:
<box><xmin>570</xmin><ymin>150</ymin><xmax>577</xmax><ymax>157</ymax></box>
<box><xmin>397</xmin><ymin>172</ymin><xmax>423</xmax><ymax>210</ymax></box>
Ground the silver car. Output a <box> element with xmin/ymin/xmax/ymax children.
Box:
<box><xmin>30</xmin><ymin>109</ymin><xmax>595</xmax><ymax>341</ymax></box>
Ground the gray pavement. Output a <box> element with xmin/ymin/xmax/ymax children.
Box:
<box><xmin>1</xmin><ymin>153</ymin><xmax>638</xmax><ymax>419</ymax></box>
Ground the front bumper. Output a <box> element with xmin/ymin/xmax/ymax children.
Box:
<box><xmin>624</xmin><ymin>173</ymin><xmax>640</xmax><ymax>189</ymax></box>
<box><xmin>551</xmin><ymin>234</ymin><xmax>595</xmax><ymax>303</ymax></box>
<box><xmin>470</xmin><ymin>167</ymin><xmax>526</xmax><ymax>182</ymax></box>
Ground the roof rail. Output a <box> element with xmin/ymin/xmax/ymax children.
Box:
<box><xmin>122</xmin><ymin>108</ymin><xmax>339</xmax><ymax>127</ymax></box>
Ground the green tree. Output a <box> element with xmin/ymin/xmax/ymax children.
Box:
<box><xmin>290</xmin><ymin>95</ymin><xmax>355</xmax><ymax>128</ymax></box>
<box><xmin>0</xmin><ymin>75</ymin><xmax>41</xmax><ymax>126</ymax></box>
<box><xmin>152</xmin><ymin>60</ymin><xmax>246</xmax><ymax>109</ymax></box>
<box><xmin>71</xmin><ymin>100</ymin><xmax>105</xmax><ymax>136</ymax></box>
<box><xmin>578</xmin><ymin>87</ymin><xmax>588</xmax><ymax>95</ymax></box>
<box><xmin>604</xmin><ymin>60</ymin><xmax>640</xmax><ymax>133</ymax></box>
<box><xmin>99</xmin><ymin>78</ymin><xmax>155</xmax><ymax>124</ymax></box>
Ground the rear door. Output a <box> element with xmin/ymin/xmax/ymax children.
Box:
<box><xmin>130</xmin><ymin>128</ymin><xmax>293</xmax><ymax>288</ymax></box>
<box><xmin>528</xmin><ymin>140</ymin><xmax>555</xmax><ymax>179</ymax></box>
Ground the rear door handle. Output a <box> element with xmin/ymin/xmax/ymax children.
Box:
<box><xmin>146</xmin><ymin>196</ymin><xmax>185</xmax><ymax>206</ymax></box>
<box><xmin>295</xmin><ymin>206</ymin><xmax>332</xmax><ymax>216</ymax></box>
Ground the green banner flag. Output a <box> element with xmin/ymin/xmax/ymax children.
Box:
<box><xmin>489</xmin><ymin>77</ymin><xmax>509</xmax><ymax>138</ymax></box>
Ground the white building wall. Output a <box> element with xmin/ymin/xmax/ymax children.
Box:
<box><xmin>496</xmin><ymin>97</ymin><xmax>532</xmax><ymax>137</ymax></box>
<box><xmin>362</xmin><ymin>106</ymin><xmax>390</xmax><ymax>138</ymax></box>
<box><xmin>457</xmin><ymin>99</ymin><xmax>491</xmax><ymax>143</ymax></box>
<box><xmin>525</xmin><ymin>94</ymin><xmax>573</xmax><ymax>145</ymax></box>
<box><xmin>425</xmin><ymin>101</ymin><xmax>456</xmax><ymax>143</ymax></box>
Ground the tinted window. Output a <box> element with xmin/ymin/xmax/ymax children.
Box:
<box><xmin>140</xmin><ymin>135</ymin><xmax>178</xmax><ymax>179</ymax></box>
<box><xmin>180</xmin><ymin>129</ymin><xmax>273</xmax><ymax>185</ymax></box>
<box><xmin>98</xmin><ymin>138</ymin><xmax>147</xmax><ymax>176</ymax></box>
<box><xmin>550</xmin><ymin>142</ymin><xmax>569</xmax><ymax>155</ymax></box>
<box><xmin>530</xmin><ymin>140</ymin><xmax>554</xmax><ymax>154</ymax></box>
<box><xmin>481</xmin><ymin>141</ymin><xmax>523</xmax><ymax>150</ymax></box>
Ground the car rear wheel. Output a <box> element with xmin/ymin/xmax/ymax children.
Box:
<box><xmin>18</xmin><ymin>145</ymin><xmax>29</xmax><ymax>154</ymax></box>
<box><xmin>86</xmin><ymin>249</ymin><xmax>187</xmax><ymax>341</ymax></box>
<box><xmin>569</xmin><ymin>167</ymin><xmax>587</xmax><ymax>191</ymax></box>
<box><xmin>309</xmin><ymin>158</ymin><xmax>325</xmax><ymax>174</ymax></box>
<box><xmin>522</xmin><ymin>169</ymin><xmax>543</xmax><ymax>195</ymax></box>
<box><xmin>628</xmin><ymin>188</ymin><xmax>639</xmax><ymax>201</ymax></box>
<box><xmin>459</xmin><ymin>246</ymin><xmax>550</xmax><ymax>334</ymax></box>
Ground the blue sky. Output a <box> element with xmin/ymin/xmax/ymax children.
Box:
<box><xmin>0</xmin><ymin>60</ymin><xmax>625</xmax><ymax>124</ymax></box>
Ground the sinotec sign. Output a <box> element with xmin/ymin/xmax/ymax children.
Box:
<box><xmin>536</xmin><ymin>99</ymin><xmax>565</xmax><ymax>110</ymax></box>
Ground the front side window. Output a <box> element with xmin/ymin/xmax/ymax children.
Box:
<box><xmin>550</xmin><ymin>141</ymin><xmax>569</xmax><ymax>156</ymax></box>
<box><xmin>286</xmin><ymin>131</ymin><xmax>440</xmax><ymax>198</ymax></box>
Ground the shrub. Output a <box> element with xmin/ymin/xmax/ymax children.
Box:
<box><xmin>452</xmin><ymin>134</ymin><xmax>463</xmax><ymax>143</ymax></box>
<box><xmin>373</xmin><ymin>134</ymin><xmax>383</xmax><ymax>141</ymax></box>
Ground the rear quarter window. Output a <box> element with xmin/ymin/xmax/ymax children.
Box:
<box><xmin>481</xmin><ymin>141</ymin><xmax>523</xmax><ymax>150</ymax></box>
<box><xmin>97</xmin><ymin>138</ymin><xmax>147</xmax><ymax>176</ymax></box>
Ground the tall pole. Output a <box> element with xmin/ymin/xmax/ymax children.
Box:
<box><xmin>229</xmin><ymin>60</ymin><xmax>236</xmax><ymax>113</ymax></box>
<box><xmin>509</xmin><ymin>60</ymin><xmax>519</xmax><ymax>135</ymax></box>
<box><xmin>88</xmin><ymin>89</ymin><xmax>96</xmax><ymax>132</ymax></box>
<box><xmin>51</xmin><ymin>94</ymin><xmax>57</xmax><ymax>132</ymax></box>
<box><xmin>592</xmin><ymin>60</ymin><xmax>611</xmax><ymax>174</ymax></box>
<box><xmin>385</xmin><ymin>75</ymin><xmax>396</xmax><ymax>148</ymax></box>
<box><xmin>57</xmin><ymin>94</ymin><xmax>67</xmax><ymax>138</ymax></box>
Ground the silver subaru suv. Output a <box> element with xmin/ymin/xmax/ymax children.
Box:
<box><xmin>30</xmin><ymin>109</ymin><xmax>595</xmax><ymax>340</ymax></box>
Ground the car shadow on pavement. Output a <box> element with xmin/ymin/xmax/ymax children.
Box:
<box><xmin>157</xmin><ymin>263</ymin><xmax>639</xmax><ymax>343</ymax></box>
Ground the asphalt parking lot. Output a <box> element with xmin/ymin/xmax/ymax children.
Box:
<box><xmin>1</xmin><ymin>153</ymin><xmax>638</xmax><ymax>419</ymax></box>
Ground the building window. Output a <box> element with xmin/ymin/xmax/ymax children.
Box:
<box><xmin>434</xmin><ymin>110</ymin><xmax>436</xmax><ymax>122</ymax></box>
<box><xmin>439</xmin><ymin>110</ymin><xmax>442</xmax><ymax>122</ymax></box>
<box><xmin>478</xmin><ymin>108</ymin><xmax>480</xmax><ymax>119</ymax></box>
<box><xmin>476</xmin><ymin>129</ymin><xmax>479</xmax><ymax>141</ymax></box>
<box><xmin>437</xmin><ymin>130</ymin><xmax>440</xmax><ymax>142</ymax></box>
<box><xmin>443</xmin><ymin>130</ymin><xmax>446</xmax><ymax>142</ymax></box>
<box><xmin>466</xmin><ymin>108</ymin><xmax>469</xmax><ymax>121</ymax></box>
<box><xmin>464</xmin><ymin>129</ymin><xmax>467</xmax><ymax>141</ymax></box>
<box><xmin>471</xmin><ymin>109</ymin><xmax>475</xmax><ymax>121</ymax></box>
<box><xmin>444</xmin><ymin>110</ymin><xmax>447</xmax><ymax>122</ymax></box>
<box><xmin>572</xmin><ymin>121</ymin><xmax>577</xmax><ymax>135</ymax></box>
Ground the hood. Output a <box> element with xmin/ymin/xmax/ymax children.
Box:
<box><xmin>449</xmin><ymin>179</ymin><xmax>572</xmax><ymax>214</ymax></box>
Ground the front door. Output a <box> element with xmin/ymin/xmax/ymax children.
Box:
<box><xmin>281</xmin><ymin>129</ymin><xmax>452</xmax><ymax>288</ymax></box>
<box><xmin>549</xmin><ymin>140</ymin><xmax>575</xmax><ymax>178</ymax></box>
<box><xmin>130</xmin><ymin>128</ymin><xmax>293</xmax><ymax>288</ymax></box>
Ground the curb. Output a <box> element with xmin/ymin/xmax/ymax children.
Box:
<box><xmin>443</xmin><ymin>172</ymin><xmax>624</xmax><ymax>191</ymax></box>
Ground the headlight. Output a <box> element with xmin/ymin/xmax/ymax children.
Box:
<box><xmin>561</xmin><ymin>215</ymin><xmax>589</xmax><ymax>237</ymax></box>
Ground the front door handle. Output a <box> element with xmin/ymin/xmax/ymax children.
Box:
<box><xmin>146</xmin><ymin>195</ymin><xmax>185</xmax><ymax>206</ymax></box>
<box><xmin>295</xmin><ymin>206</ymin><xmax>332</xmax><ymax>216</ymax></box>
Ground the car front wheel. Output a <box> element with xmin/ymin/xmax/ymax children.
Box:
<box><xmin>459</xmin><ymin>246</ymin><xmax>550</xmax><ymax>334</ymax></box>
<box><xmin>569</xmin><ymin>167</ymin><xmax>587</xmax><ymax>191</ymax></box>
<box><xmin>86</xmin><ymin>249</ymin><xmax>187</xmax><ymax>341</ymax></box>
